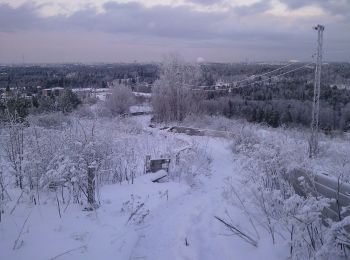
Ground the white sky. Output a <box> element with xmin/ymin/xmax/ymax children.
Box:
<box><xmin>0</xmin><ymin>0</ymin><xmax>349</xmax><ymax>63</ymax></box>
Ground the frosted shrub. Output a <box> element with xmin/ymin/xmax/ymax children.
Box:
<box><xmin>226</xmin><ymin>123</ymin><xmax>334</xmax><ymax>258</ymax></box>
<box><xmin>283</xmin><ymin>194</ymin><xmax>330</xmax><ymax>259</ymax></box>
<box><xmin>104</xmin><ymin>84</ymin><xmax>134</xmax><ymax>116</ymax></box>
<box><xmin>74</xmin><ymin>105</ymin><xmax>95</xmax><ymax>119</ymax></box>
<box><xmin>0</xmin><ymin>169</ymin><xmax>10</xmax><ymax>222</ymax></box>
<box><xmin>231</xmin><ymin>126</ymin><xmax>260</xmax><ymax>154</ymax></box>
<box><xmin>319</xmin><ymin>216</ymin><xmax>350</xmax><ymax>258</ymax></box>
<box><xmin>40</xmin><ymin>119</ymin><xmax>113</xmax><ymax>204</ymax></box>
<box><xmin>170</xmin><ymin>142</ymin><xmax>211</xmax><ymax>185</ymax></box>
<box><xmin>28</xmin><ymin>112</ymin><xmax>71</xmax><ymax>129</ymax></box>
<box><xmin>112</xmin><ymin>141</ymin><xmax>140</xmax><ymax>184</ymax></box>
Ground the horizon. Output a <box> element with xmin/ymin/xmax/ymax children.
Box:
<box><xmin>1</xmin><ymin>60</ymin><xmax>349</xmax><ymax>66</ymax></box>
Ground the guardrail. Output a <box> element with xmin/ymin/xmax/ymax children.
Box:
<box><xmin>289</xmin><ymin>169</ymin><xmax>350</xmax><ymax>222</ymax></box>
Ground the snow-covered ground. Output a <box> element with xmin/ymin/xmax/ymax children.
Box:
<box><xmin>0</xmin><ymin>115</ymin><xmax>290</xmax><ymax>260</ymax></box>
<box><xmin>129</xmin><ymin>104</ymin><xmax>152</xmax><ymax>114</ymax></box>
<box><xmin>0</xmin><ymin>173</ymin><xmax>189</xmax><ymax>260</ymax></box>
<box><xmin>1</xmin><ymin>112</ymin><xmax>349</xmax><ymax>259</ymax></box>
<box><xmin>180</xmin><ymin>115</ymin><xmax>350</xmax><ymax>180</ymax></box>
<box><xmin>130</xmin><ymin>137</ymin><xmax>287</xmax><ymax>260</ymax></box>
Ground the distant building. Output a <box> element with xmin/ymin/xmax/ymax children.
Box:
<box><xmin>42</xmin><ymin>87</ymin><xmax>65</xmax><ymax>97</ymax></box>
<box><xmin>72</xmin><ymin>88</ymin><xmax>93</xmax><ymax>100</ymax></box>
<box><xmin>330</xmin><ymin>84</ymin><xmax>350</xmax><ymax>91</ymax></box>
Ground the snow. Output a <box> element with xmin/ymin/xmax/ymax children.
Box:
<box><xmin>129</xmin><ymin>104</ymin><xmax>153</xmax><ymax>114</ymax></box>
<box><xmin>0</xmin><ymin>174</ymin><xmax>189</xmax><ymax>260</ymax></box>
<box><xmin>3</xmin><ymin>112</ymin><xmax>348</xmax><ymax>259</ymax></box>
<box><xmin>130</xmin><ymin>137</ymin><xmax>287</xmax><ymax>260</ymax></box>
<box><xmin>0</xmin><ymin>117</ymin><xmax>290</xmax><ymax>260</ymax></box>
<box><xmin>133</xmin><ymin>92</ymin><xmax>152</xmax><ymax>98</ymax></box>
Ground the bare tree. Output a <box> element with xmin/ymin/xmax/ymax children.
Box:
<box><xmin>152</xmin><ymin>53</ymin><xmax>203</xmax><ymax>122</ymax></box>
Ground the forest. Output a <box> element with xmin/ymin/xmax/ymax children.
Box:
<box><xmin>1</xmin><ymin>62</ymin><xmax>350</xmax><ymax>132</ymax></box>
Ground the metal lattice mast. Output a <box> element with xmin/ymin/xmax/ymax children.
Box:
<box><xmin>309</xmin><ymin>25</ymin><xmax>324</xmax><ymax>158</ymax></box>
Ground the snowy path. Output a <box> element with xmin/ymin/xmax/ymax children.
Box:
<box><xmin>129</xmin><ymin>133</ymin><xmax>287</xmax><ymax>260</ymax></box>
<box><xmin>0</xmin><ymin>116</ymin><xmax>287</xmax><ymax>260</ymax></box>
<box><xmin>130</xmin><ymin>138</ymin><xmax>247</xmax><ymax>259</ymax></box>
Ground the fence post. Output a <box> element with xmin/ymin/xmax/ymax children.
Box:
<box><xmin>145</xmin><ymin>155</ymin><xmax>151</xmax><ymax>174</ymax></box>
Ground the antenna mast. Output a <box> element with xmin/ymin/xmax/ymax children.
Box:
<box><xmin>309</xmin><ymin>24</ymin><xmax>324</xmax><ymax>158</ymax></box>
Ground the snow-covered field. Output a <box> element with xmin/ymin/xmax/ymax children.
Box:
<box><xmin>0</xmin><ymin>173</ymin><xmax>190</xmax><ymax>259</ymax></box>
<box><xmin>1</xmin><ymin>112</ymin><xmax>349</xmax><ymax>259</ymax></box>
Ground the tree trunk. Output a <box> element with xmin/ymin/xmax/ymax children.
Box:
<box><xmin>87</xmin><ymin>167</ymin><xmax>95</xmax><ymax>205</ymax></box>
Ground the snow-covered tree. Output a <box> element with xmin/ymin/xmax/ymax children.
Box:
<box><xmin>104</xmin><ymin>84</ymin><xmax>134</xmax><ymax>116</ymax></box>
<box><xmin>152</xmin><ymin>53</ymin><xmax>203</xmax><ymax>122</ymax></box>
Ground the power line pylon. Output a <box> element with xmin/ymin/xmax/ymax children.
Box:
<box><xmin>309</xmin><ymin>24</ymin><xmax>325</xmax><ymax>158</ymax></box>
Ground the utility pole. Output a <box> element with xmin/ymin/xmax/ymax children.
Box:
<box><xmin>309</xmin><ymin>24</ymin><xmax>325</xmax><ymax>158</ymax></box>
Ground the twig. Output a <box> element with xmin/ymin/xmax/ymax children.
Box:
<box><xmin>56</xmin><ymin>192</ymin><xmax>62</xmax><ymax>219</ymax></box>
<box><xmin>63</xmin><ymin>196</ymin><xmax>71</xmax><ymax>213</ymax></box>
<box><xmin>13</xmin><ymin>210</ymin><xmax>32</xmax><ymax>250</ymax></box>
<box><xmin>214</xmin><ymin>216</ymin><xmax>258</xmax><ymax>247</ymax></box>
<box><xmin>228</xmin><ymin>183</ymin><xmax>260</xmax><ymax>239</ymax></box>
<box><xmin>49</xmin><ymin>245</ymin><xmax>87</xmax><ymax>260</ymax></box>
<box><xmin>127</xmin><ymin>202</ymin><xmax>145</xmax><ymax>224</ymax></box>
<box><xmin>10</xmin><ymin>190</ymin><xmax>24</xmax><ymax>215</ymax></box>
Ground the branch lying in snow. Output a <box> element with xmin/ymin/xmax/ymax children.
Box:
<box><xmin>49</xmin><ymin>245</ymin><xmax>87</xmax><ymax>260</ymax></box>
<box><xmin>10</xmin><ymin>190</ymin><xmax>24</xmax><ymax>215</ymax></box>
<box><xmin>127</xmin><ymin>202</ymin><xmax>145</xmax><ymax>224</ymax></box>
<box><xmin>13</xmin><ymin>210</ymin><xmax>32</xmax><ymax>250</ymax></box>
<box><xmin>56</xmin><ymin>192</ymin><xmax>62</xmax><ymax>219</ymax></box>
<box><xmin>214</xmin><ymin>216</ymin><xmax>258</xmax><ymax>247</ymax></box>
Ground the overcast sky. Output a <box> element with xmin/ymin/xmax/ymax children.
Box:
<box><xmin>0</xmin><ymin>0</ymin><xmax>349</xmax><ymax>63</ymax></box>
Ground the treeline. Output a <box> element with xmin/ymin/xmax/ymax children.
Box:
<box><xmin>202</xmin><ymin>82</ymin><xmax>350</xmax><ymax>132</ymax></box>
<box><xmin>0</xmin><ymin>63</ymin><xmax>159</xmax><ymax>90</ymax></box>
<box><xmin>2</xmin><ymin>62</ymin><xmax>349</xmax><ymax>92</ymax></box>
<box><xmin>0</xmin><ymin>90</ymin><xmax>81</xmax><ymax>121</ymax></box>
<box><xmin>151</xmin><ymin>55</ymin><xmax>350</xmax><ymax>132</ymax></box>
<box><xmin>200</xmin><ymin>62</ymin><xmax>350</xmax><ymax>86</ymax></box>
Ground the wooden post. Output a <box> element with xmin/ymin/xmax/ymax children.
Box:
<box><xmin>87</xmin><ymin>167</ymin><xmax>95</xmax><ymax>205</ymax></box>
<box><xmin>145</xmin><ymin>155</ymin><xmax>151</xmax><ymax>173</ymax></box>
<box><xmin>176</xmin><ymin>153</ymin><xmax>180</xmax><ymax>165</ymax></box>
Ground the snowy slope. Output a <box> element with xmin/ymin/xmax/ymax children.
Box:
<box><xmin>0</xmin><ymin>118</ymin><xmax>289</xmax><ymax>260</ymax></box>
<box><xmin>0</xmin><ymin>174</ymin><xmax>189</xmax><ymax>260</ymax></box>
<box><xmin>130</xmin><ymin>137</ymin><xmax>287</xmax><ymax>260</ymax></box>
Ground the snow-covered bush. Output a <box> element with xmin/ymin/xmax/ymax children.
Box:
<box><xmin>218</xmin><ymin>113</ymin><xmax>350</xmax><ymax>259</ymax></box>
<box><xmin>231</xmin><ymin>125</ymin><xmax>260</xmax><ymax>154</ymax></box>
<box><xmin>319</xmin><ymin>216</ymin><xmax>350</xmax><ymax>258</ymax></box>
<box><xmin>28</xmin><ymin>112</ymin><xmax>71</xmax><ymax>129</ymax></box>
<box><xmin>111</xmin><ymin>140</ymin><xmax>139</xmax><ymax>185</ymax></box>
<box><xmin>283</xmin><ymin>194</ymin><xmax>330</xmax><ymax>258</ymax></box>
<box><xmin>0</xmin><ymin>109</ymin><xmax>202</xmax><ymax>209</ymax></box>
<box><xmin>170</xmin><ymin>141</ymin><xmax>211</xmax><ymax>185</ymax></box>
<box><xmin>74</xmin><ymin>104</ymin><xmax>95</xmax><ymax>119</ymax></box>
<box><xmin>0</xmin><ymin>168</ymin><xmax>11</xmax><ymax>222</ymax></box>
<box><xmin>104</xmin><ymin>84</ymin><xmax>134</xmax><ymax>116</ymax></box>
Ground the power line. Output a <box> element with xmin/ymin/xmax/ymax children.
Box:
<box><xmin>236</xmin><ymin>63</ymin><xmax>314</xmax><ymax>89</ymax></box>
<box><xmin>192</xmin><ymin>62</ymin><xmax>314</xmax><ymax>92</ymax></box>
<box><xmin>230</xmin><ymin>62</ymin><xmax>298</xmax><ymax>85</ymax></box>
